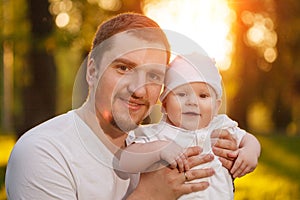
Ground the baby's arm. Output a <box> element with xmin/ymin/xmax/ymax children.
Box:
<box><xmin>229</xmin><ymin>133</ymin><xmax>261</xmax><ymax>178</ymax></box>
<box><xmin>119</xmin><ymin>140</ymin><xmax>189</xmax><ymax>173</ymax></box>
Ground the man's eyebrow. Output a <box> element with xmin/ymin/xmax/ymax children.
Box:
<box><xmin>111</xmin><ymin>58</ymin><xmax>137</xmax><ymax>67</ymax></box>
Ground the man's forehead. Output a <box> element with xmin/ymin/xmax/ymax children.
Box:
<box><xmin>101</xmin><ymin>34</ymin><xmax>167</xmax><ymax>66</ymax></box>
<box><xmin>113</xmin><ymin>33</ymin><xmax>168</xmax><ymax>56</ymax></box>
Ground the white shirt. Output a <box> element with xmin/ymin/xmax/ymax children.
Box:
<box><xmin>5</xmin><ymin>111</ymin><xmax>138</xmax><ymax>200</ymax></box>
<box><xmin>128</xmin><ymin>114</ymin><xmax>246</xmax><ymax>200</ymax></box>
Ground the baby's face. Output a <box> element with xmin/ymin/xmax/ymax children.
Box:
<box><xmin>163</xmin><ymin>82</ymin><xmax>221</xmax><ymax>130</ymax></box>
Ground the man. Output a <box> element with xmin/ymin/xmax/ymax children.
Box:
<box><xmin>6</xmin><ymin>13</ymin><xmax>238</xmax><ymax>199</ymax></box>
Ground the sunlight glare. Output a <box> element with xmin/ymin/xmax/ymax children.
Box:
<box><xmin>143</xmin><ymin>0</ymin><xmax>236</xmax><ymax>71</ymax></box>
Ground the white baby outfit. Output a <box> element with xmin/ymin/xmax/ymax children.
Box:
<box><xmin>128</xmin><ymin>114</ymin><xmax>246</xmax><ymax>200</ymax></box>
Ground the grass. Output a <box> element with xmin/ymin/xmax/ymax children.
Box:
<box><xmin>0</xmin><ymin>134</ymin><xmax>15</xmax><ymax>200</ymax></box>
<box><xmin>234</xmin><ymin>134</ymin><xmax>300</xmax><ymax>200</ymax></box>
<box><xmin>0</xmin><ymin>134</ymin><xmax>299</xmax><ymax>200</ymax></box>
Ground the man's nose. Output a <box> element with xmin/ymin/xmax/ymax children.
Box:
<box><xmin>128</xmin><ymin>72</ymin><xmax>147</xmax><ymax>98</ymax></box>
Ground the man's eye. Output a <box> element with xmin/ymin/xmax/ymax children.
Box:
<box><xmin>176</xmin><ymin>92</ymin><xmax>187</xmax><ymax>97</ymax></box>
<box><xmin>119</xmin><ymin>65</ymin><xmax>130</xmax><ymax>71</ymax></box>
<box><xmin>148</xmin><ymin>72</ymin><xmax>163</xmax><ymax>83</ymax></box>
<box><xmin>116</xmin><ymin>64</ymin><xmax>133</xmax><ymax>73</ymax></box>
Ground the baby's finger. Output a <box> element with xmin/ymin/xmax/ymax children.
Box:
<box><xmin>240</xmin><ymin>166</ymin><xmax>255</xmax><ymax>177</ymax></box>
<box><xmin>169</xmin><ymin>160</ymin><xmax>178</xmax><ymax>169</ymax></box>
<box><xmin>176</xmin><ymin>158</ymin><xmax>185</xmax><ymax>173</ymax></box>
<box><xmin>232</xmin><ymin>161</ymin><xmax>247</xmax><ymax>178</ymax></box>
<box><xmin>179</xmin><ymin>153</ymin><xmax>190</xmax><ymax>171</ymax></box>
<box><xmin>230</xmin><ymin>157</ymin><xmax>242</xmax><ymax>174</ymax></box>
<box><xmin>183</xmin><ymin>159</ymin><xmax>190</xmax><ymax>171</ymax></box>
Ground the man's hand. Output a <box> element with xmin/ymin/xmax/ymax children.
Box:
<box><xmin>211</xmin><ymin>129</ymin><xmax>238</xmax><ymax>170</ymax></box>
<box><xmin>127</xmin><ymin>146</ymin><xmax>215</xmax><ymax>200</ymax></box>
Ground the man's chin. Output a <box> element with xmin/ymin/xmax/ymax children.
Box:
<box><xmin>111</xmin><ymin>118</ymin><xmax>139</xmax><ymax>132</ymax></box>
<box><xmin>111</xmin><ymin>106</ymin><xmax>147</xmax><ymax>131</ymax></box>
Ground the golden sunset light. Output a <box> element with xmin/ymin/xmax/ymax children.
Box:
<box><xmin>143</xmin><ymin>0</ymin><xmax>236</xmax><ymax>71</ymax></box>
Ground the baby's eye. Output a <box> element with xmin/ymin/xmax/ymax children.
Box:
<box><xmin>199</xmin><ymin>93</ymin><xmax>209</xmax><ymax>98</ymax></box>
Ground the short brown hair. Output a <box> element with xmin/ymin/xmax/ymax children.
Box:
<box><xmin>90</xmin><ymin>12</ymin><xmax>170</xmax><ymax>62</ymax></box>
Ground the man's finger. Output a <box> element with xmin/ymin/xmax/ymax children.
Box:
<box><xmin>180</xmin><ymin>182</ymin><xmax>210</xmax><ymax>195</ymax></box>
<box><xmin>187</xmin><ymin>154</ymin><xmax>214</xmax><ymax>168</ymax></box>
<box><xmin>227</xmin><ymin>150</ymin><xmax>239</xmax><ymax>159</ymax></box>
<box><xmin>184</xmin><ymin>146</ymin><xmax>202</xmax><ymax>158</ymax></box>
<box><xmin>213</xmin><ymin>139</ymin><xmax>237</xmax><ymax>151</ymax></box>
<box><xmin>218</xmin><ymin>157</ymin><xmax>234</xmax><ymax>170</ymax></box>
<box><xmin>212</xmin><ymin>146</ymin><xmax>235</xmax><ymax>159</ymax></box>
<box><xmin>185</xmin><ymin>168</ymin><xmax>215</xmax><ymax>182</ymax></box>
<box><xmin>211</xmin><ymin>129</ymin><xmax>233</xmax><ymax>140</ymax></box>
<box><xmin>211</xmin><ymin>129</ymin><xmax>237</xmax><ymax>151</ymax></box>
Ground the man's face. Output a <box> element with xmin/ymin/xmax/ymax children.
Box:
<box><xmin>93</xmin><ymin>34</ymin><xmax>168</xmax><ymax>132</ymax></box>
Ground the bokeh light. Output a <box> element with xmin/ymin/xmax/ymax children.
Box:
<box><xmin>264</xmin><ymin>47</ymin><xmax>277</xmax><ymax>63</ymax></box>
<box><xmin>49</xmin><ymin>0</ymin><xmax>81</xmax><ymax>33</ymax></box>
<box><xmin>55</xmin><ymin>12</ymin><xmax>70</xmax><ymax>28</ymax></box>
<box><xmin>98</xmin><ymin>0</ymin><xmax>122</xmax><ymax>11</ymax></box>
<box><xmin>242</xmin><ymin>10</ymin><xmax>277</xmax><ymax>65</ymax></box>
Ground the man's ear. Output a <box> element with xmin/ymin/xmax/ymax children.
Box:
<box><xmin>86</xmin><ymin>58</ymin><xmax>97</xmax><ymax>86</ymax></box>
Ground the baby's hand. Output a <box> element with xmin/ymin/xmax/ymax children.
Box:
<box><xmin>160</xmin><ymin>140</ymin><xmax>189</xmax><ymax>172</ymax></box>
<box><xmin>229</xmin><ymin>147</ymin><xmax>258</xmax><ymax>178</ymax></box>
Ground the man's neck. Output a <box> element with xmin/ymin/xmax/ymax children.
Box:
<box><xmin>75</xmin><ymin>103</ymin><xmax>127</xmax><ymax>152</ymax></box>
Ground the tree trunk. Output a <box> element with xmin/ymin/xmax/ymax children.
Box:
<box><xmin>18</xmin><ymin>0</ymin><xmax>56</xmax><ymax>137</ymax></box>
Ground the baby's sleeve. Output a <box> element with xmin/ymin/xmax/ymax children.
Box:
<box><xmin>126</xmin><ymin>126</ymin><xmax>152</xmax><ymax>145</ymax></box>
<box><xmin>227</xmin><ymin>126</ymin><xmax>247</xmax><ymax>146</ymax></box>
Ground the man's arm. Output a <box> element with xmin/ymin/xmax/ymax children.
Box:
<box><xmin>126</xmin><ymin>146</ymin><xmax>215</xmax><ymax>200</ymax></box>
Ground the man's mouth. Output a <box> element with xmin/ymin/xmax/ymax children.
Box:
<box><xmin>120</xmin><ymin>97</ymin><xmax>147</xmax><ymax>111</ymax></box>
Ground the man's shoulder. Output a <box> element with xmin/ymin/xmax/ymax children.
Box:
<box><xmin>13</xmin><ymin>111</ymin><xmax>76</xmax><ymax>153</ymax></box>
<box><xmin>24</xmin><ymin>111</ymin><xmax>75</xmax><ymax>136</ymax></box>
